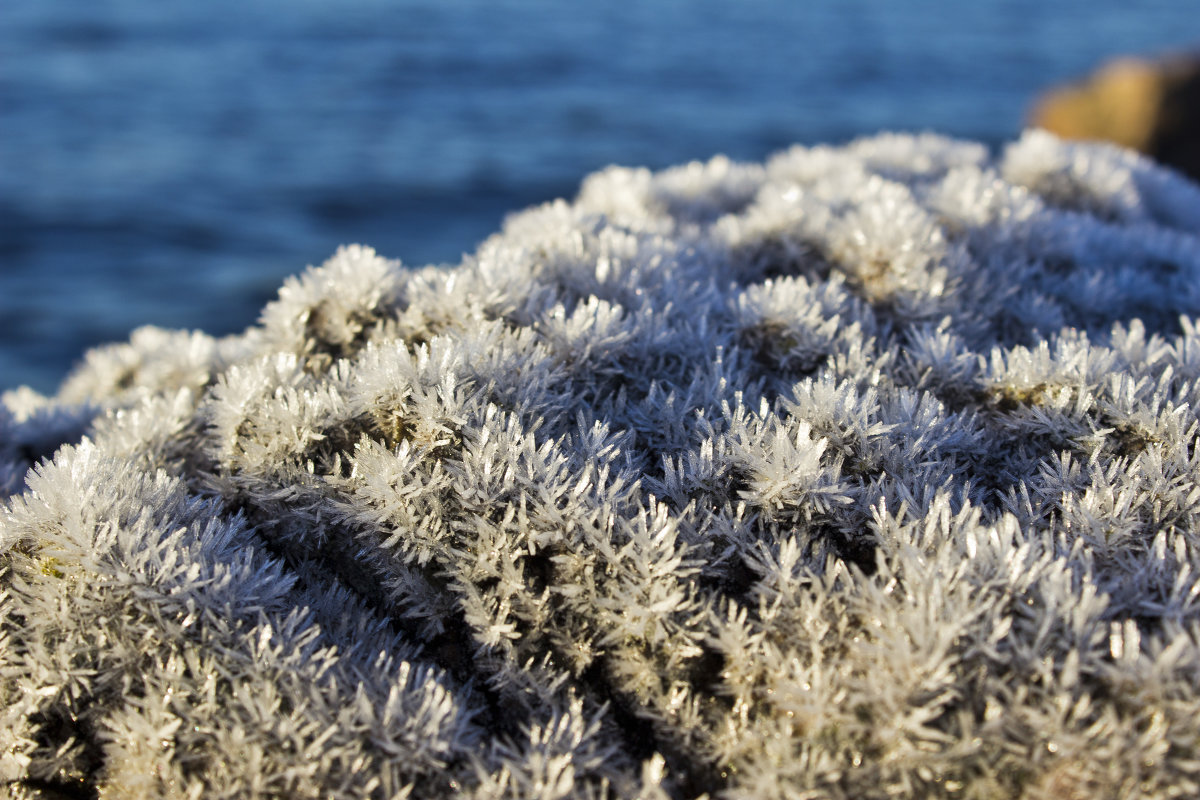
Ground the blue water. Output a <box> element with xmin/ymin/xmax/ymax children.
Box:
<box><xmin>2</xmin><ymin>0</ymin><xmax>1198</xmax><ymax>393</ymax></box>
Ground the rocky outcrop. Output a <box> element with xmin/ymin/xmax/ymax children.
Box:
<box><xmin>1030</xmin><ymin>53</ymin><xmax>1200</xmax><ymax>181</ymax></box>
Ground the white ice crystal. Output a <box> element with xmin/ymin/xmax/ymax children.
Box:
<box><xmin>4</xmin><ymin>130</ymin><xmax>1200</xmax><ymax>799</ymax></box>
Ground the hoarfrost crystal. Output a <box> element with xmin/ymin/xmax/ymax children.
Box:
<box><xmin>5</xmin><ymin>130</ymin><xmax>1200</xmax><ymax>798</ymax></box>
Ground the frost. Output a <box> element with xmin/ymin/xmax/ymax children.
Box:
<box><xmin>4</xmin><ymin>130</ymin><xmax>1200</xmax><ymax>798</ymax></box>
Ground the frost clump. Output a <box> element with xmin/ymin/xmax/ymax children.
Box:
<box><xmin>5</xmin><ymin>129</ymin><xmax>1200</xmax><ymax>799</ymax></box>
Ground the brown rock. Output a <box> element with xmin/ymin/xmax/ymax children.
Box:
<box><xmin>1030</xmin><ymin>53</ymin><xmax>1200</xmax><ymax>181</ymax></box>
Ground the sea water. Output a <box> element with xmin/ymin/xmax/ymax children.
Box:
<box><xmin>2</xmin><ymin>0</ymin><xmax>1197</xmax><ymax>392</ymax></box>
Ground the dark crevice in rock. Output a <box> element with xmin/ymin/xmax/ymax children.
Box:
<box><xmin>15</xmin><ymin>778</ymin><xmax>98</xmax><ymax>800</ymax></box>
<box><xmin>520</xmin><ymin>549</ymin><xmax>558</xmax><ymax>596</ymax></box>
<box><xmin>699</xmin><ymin>553</ymin><xmax>760</xmax><ymax>605</ymax></box>
<box><xmin>25</xmin><ymin>703</ymin><xmax>104</xmax><ymax>800</ymax></box>
<box><xmin>220</xmin><ymin>491</ymin><xmax>521</xmax><ymax>744</ymax></box>
<box><xmin>684</xmin><ymin>643</ymin><xmax>730</xmax><ymax>703</ymax></box>
<box><xmin>579</xmin><ymin>657</ymin><xmax>727</xmax><ymax>800</ymax></box>
<box><xmin>821</xmin><ymin>519</ymin><xmax>880</xmax><ymax>576</ymax></box>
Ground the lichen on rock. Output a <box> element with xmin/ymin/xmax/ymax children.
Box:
<box><xmin>4</xmin><ymin>130</ymin><xmax>1200</xmax><ymax>798</ymax></box>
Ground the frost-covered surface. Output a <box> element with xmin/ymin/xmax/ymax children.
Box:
<box><xmin>5</xmin><ymin>130</ymin><xmax>1200</xmax><ymax>799</ymax></box>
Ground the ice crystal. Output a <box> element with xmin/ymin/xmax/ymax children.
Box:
<box><xmin>4</xmin><ymin>130</ymin><xmax>1200</xmax><ymax>798</ymax></box>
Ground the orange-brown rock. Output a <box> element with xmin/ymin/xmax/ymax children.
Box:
<box><xmin>1030</xmin><ymin>53</ymin><xmax>1200</xmax><ymax>181</ymax></box>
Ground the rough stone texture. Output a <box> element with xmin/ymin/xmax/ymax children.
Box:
<box><xmin>3</xmin><ymin>131</ymin><xmax>1200</xmax><ymax>799</ymax></box>
<box><xmin>1030</xmin><ymin>53</ymin><xmax>1200</xmax><ymax>181</ymax></box>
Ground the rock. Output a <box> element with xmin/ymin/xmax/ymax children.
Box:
<box><xmin>3</xmin><ymin>132</ymin><xmax>1200</xmax><ymax>798</ymax></box>
<box><xmin>1030</xmin><ymin>53</ymin><xmax>1200</xmax><ymax>180</ymax></box>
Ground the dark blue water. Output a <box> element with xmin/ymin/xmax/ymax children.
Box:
<box><xmin>3</xmin><ymin>0</ymin><xmax>1198</xmax><ymax>393</ymax></box>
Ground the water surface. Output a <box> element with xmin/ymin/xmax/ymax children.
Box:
<box><xmin>2</xmin><ymin>0</ymin><xmax>1197</xmax><ymax>392</ymax></box>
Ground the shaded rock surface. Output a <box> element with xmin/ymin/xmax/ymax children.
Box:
<box><xmin>4</xmin><ymin>131</ymin><xmax>1200</xmax><ymax>798</ymax></box>
<box><xmin>1031</xmin><ymin>52</ymin><xmax>1200</xmax><ymax>181</ymax></box>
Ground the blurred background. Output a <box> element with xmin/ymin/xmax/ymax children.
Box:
<box><xmin>2</xmin><ymin>0</ymin><xmax>1198</xmax><ymax>393</ymax></box>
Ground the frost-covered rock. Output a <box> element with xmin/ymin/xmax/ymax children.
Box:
<box><xmin>4</xmin><ymin>130</ymin><xmax>1200</xmax><ymax>799</ymax></box>
<box><xmin>1029</xmin><ymin>52</ymin><xmax>1200</xmax><ymax>182</ymax></box>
